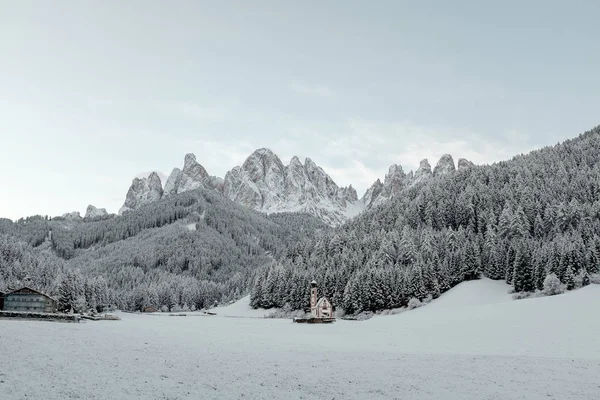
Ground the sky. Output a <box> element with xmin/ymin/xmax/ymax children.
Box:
<box><xmin>1</xmin><ymin>1</ymin><xmax>599</xmax><ymax>220</ymax></box>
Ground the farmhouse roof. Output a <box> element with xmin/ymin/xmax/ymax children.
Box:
<box><xmin>8</xmin><ymin>286</ymin><xmax>56</xmax><ymax>300</ymax></box>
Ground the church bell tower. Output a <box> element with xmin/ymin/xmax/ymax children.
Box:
<box><xmin>310</xmin><ymin>280</ymin><xmax>318</xmax><ymax>317</ymax></box>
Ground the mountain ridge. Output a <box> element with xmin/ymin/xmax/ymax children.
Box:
<box><xmin>118</xmin><ymin>149</ymin><xmax>471</xmax><ymax>225</ymax></box>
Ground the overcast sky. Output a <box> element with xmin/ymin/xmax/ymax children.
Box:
<box><xmin>1</xmin><ymin>1</ymin><xmax>599</xmax><ymax>220</ymax></box>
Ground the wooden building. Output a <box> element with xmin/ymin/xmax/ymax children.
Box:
<box><xmin>3</xmin><ymin>287</ymin><xmax>57</xmax><ymax>313</ymax></box>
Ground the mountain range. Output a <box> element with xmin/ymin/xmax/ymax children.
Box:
<box><xmin>118</xmin><ymin>149</ymin><xmax>473</xmax><ymax>226</ymax></box>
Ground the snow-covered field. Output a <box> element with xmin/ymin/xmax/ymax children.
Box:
<box><xmin>1</xmin><ymin>280</ymin><xmax>599</xmax><ymax>400</ymax></box>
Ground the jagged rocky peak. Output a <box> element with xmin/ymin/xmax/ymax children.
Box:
<box><xmin>340</xmin><ymin>185</ymin><xmax>358</xmax><ymax>202</ymax></box>
<box><xmin>61</xmin><ymin>211</ymin><xmax>82</xmax><ymax>220</ymax></box>
<box><xmin>304</xmin><ymin>157</ymin><xmax>338</xmax><ymax>197</ymax></box>
<box><xmin>242</xmin><ymin>148</ymin><xmax>285</xmax><ymax>185</ymax></box>
<box><xmin>433</xmin><ymin>154</ymin><xmax>456</xmax><ymax>177</ymax></box>
<box><xmin>384</xmin><ymin>164</ymin><xmax>407</xmax><ymax>192</ymax></box>
<box><xmin>224</xmin><ymin>148</ymin><xmax>286</xmax><ymax>210</ymax></box>
<box><xmin>163</xmin><ymin>168</ymin><xmax>182</xmax><ymax>197</ymax></box>
<box><xmin>413</xmin><ymin>159</ymin><xmax>433</xmax><ymax>185</ymax></box>
<box><xmin>164</xmin><ymin>154</ymin><xmax>223</xmax><ymax>197</ymax></box>
<box><xmin>285</xmin><ymin>156</ymin><xmax>307</xmax><ymax>190</ymax></box>
<box><xmin>85</xmin><ymin>205</ymin><xmax>108</xmax><ymax>219</ymax></box>
<box><xmin>363</xmin><ymin>154</ymin><xmax>469</xmax><ymax>209</ymax></box>
<box><xmin>223</xmin><ymin>148</ymin><xmax>363</xmax><ymax>226</ymax></box>
<box><xmin>119</xmin><ymin>172</ymin><xmax>164</xmax><ymax>215</ymax></box>
<box><xmin>457</xmin><ymin>158</ymin><xmax>474</xmax><ymax>170</ymax></box>
<box><xmin>362</xmin><ymin>179</ymin><xmax>384</xmax><ymax>208</ymax></box>
<box><xmin>183</xmin><ymin>153</ymin><xmax>209</xmax><ymax>181</ymax></box>
<box><xmin>360</xmin><ymin>164</ymin><xmax>408</xmax><ymax>208</ymax></box>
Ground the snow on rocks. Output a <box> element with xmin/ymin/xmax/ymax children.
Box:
<box><xmin>118</xmin><ymin>172</ymin><xmax>164</xmax><ymax>215</ymax></box>
<box><xmin>433</xmin><ymin>154</ymin><xmax>456</xmax><ymax>177</ymax></box>
<box><xmin>85</xmin><ymin>205</ymin><xmax>108</xmax><ymax>219</ymax></box>
<box><xmin>361</xmin><ymin>155</ymin><xmax>470</xmax><ymax>209</ymax></box>
<box><xmin>223</xmin><ymin>149</ymin><xmax>363</xmax><ymax>226</ymax></box>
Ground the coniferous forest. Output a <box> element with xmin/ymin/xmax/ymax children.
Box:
<box><xmin>1</xmin><ymin>126</ymin><xmax>600</xmax><ymax>313</ymax></box>
<box><xmin>251</xmin><ymin>126</ymin><xmax>600</xmax><ymax>313</ymax></box>
<box><xmin>0</xmin><ymin>190</ymin><xmax>327</xmax><ymax>312</ymax></box>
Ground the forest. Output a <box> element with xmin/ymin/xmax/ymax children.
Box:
<box><xmin>0</xmin><ymin>190</ymin><xmax>327</xmax><ymax>312</ymax></box>
<box><xmin>2</xmin><ymin>126</ymin><xmax>600</xmax><ymax>314</ymax></box>
<box><xmin>251</xmin><ymin>126</ymin><xmax>600</xmax><ymax>314</ymax></box>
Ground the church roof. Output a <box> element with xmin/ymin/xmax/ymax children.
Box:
<box><xmin>316</xmin><ymin>297</ymin><xmax>331</xmax><ymax>307</ymax></box>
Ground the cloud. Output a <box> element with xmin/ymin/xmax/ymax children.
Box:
<box><xmin>177</xmin><ymin>102</ymin><xmax>229</xmax><ymax>121</ymax></box>
<box><xmin>277</xmin><ymin>118</ymin><xmax>540</xmax><ymax>197</ymax></box>
<box><xmin>290</xmin><ymin>82</ymin><xmax>335</xmax><ymax>97</ymax></box>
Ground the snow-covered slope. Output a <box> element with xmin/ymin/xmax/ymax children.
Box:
<box><xmin>418</xmin><ymin>277</ymin><xmax>513</xmax><ymax>310</ymax></box>
<box><xmin>2</xmin><ymin>281</ymin><xmax>598</xmax><ymax>400</ymax></box>
<box><xmin>367</xmin><ymin>281</ymin><xmax>600</xmax><ymax>359</ymax></box>
<box><xmin>210</xmin><ymin>295</ymin><xmax>276</xmax><ymax>318</ymax></box>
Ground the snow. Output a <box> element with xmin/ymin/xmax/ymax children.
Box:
<box><xmin>209</xmin><ymin>295</ymin><xmax>275</xmax><ymax>318</ymax></box>
<box><xmin>1</xmin><ymin>281</ymin><xmax>600</xmax><ymax>400</ymax></box>
<box><xmin>421</xmin><ymin>277</ymin><xmax>513</xmax><ymax>310</ymax></box>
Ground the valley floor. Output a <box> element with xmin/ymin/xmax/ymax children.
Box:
<box><xmin>1</xmin><ymin>280</ymin><xmax>599</xmax><ymax>400</ymax></box>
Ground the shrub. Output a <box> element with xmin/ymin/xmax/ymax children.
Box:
<box><xmin>355</xmin><ymin>311</ymin><xmax>374</xmax><ymax>321</ymax></box>
<box><xmin>407</xmin><ymin>297</ymin><xmax>422</xmax><ymax>310</ymax></box>
<box><xmin>512</xmin><ymin>292</ymin><xmax>532</xmax><ymax>300</ymax></box>
<box><xmin>543</xmin><ymin>273</ymin><xmax>566</xmax><ymax>296</ymax></box>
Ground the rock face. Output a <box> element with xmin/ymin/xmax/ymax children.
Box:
<box><xmin>223</xmin><ymin>149</ymin><xmax>363</xmax><ymax>226</ymax></box>
<box><xmin>118</xmin><ymin>150</ymin><xmax>473</xmax><ymax>225</ymax></box>
<box><xmin>118</xmin><ymin>149</ymin><xmax>364</xmax><ymax>225</ymax></box>
<box><xmin>118</xmin><ymin>172</ymin><xmax>164</xmax><ymax>215</ymax></box>
<box><xmin>457</xmin><ymin>158</ymin><xmax>475</xmax><ymax>171</ymax></box>
<box><xmin>164</xmin><ymin>154</ymin><xmax>223</xmax><ymax>197</ymax></box>
<box><xmin>361</xmin><ymin>165</ymin><xmax>408</xmax><ymax>208</ymax></box>
<box><xmin>362</xmin><ymin>179</ymin><xmax>384</xmax><ymax>208</ymax></box>
<box><xmin>433</xmin><ymin>154</ymin><xmax>456</xmax><ymax>177</ymax></box>
<box><xmin>85</xmin><ymin>205</ymin><xmax>108</xmax><ymax>219</ymax></box>
<box><xmin>412</xmin><ymin>159</ymin><xmax>433</xmax><ymax>185</ymax></box>
<box><xmin>362</xmin><ymin>155</ymin><xmax>471</xmax><ymax>209</ymax></box>
<box><xmin>61</xmin><ymin>211</ymin><xmax>82</xmax><ymax>220</ymax></box>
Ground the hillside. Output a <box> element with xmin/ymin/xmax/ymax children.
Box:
<box><xmin>253</xmin><ymin>125</ymin><xmax>600</xmax><ymax>312</ymax></box>
<box><xmin>0</xmin><ymin>188</ymin><xmax>328</xmax><ymax>311</ymax></box>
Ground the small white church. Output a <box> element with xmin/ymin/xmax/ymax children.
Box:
<box><xmin>310</xmin><ymin>280</ymin><xmax>333</xmax><ymax>318</ymax></box>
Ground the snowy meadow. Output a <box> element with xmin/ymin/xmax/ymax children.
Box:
<box><xmin>1</xmin><ymin>279</ymin><xmax>599</xmax><ymax>400</ymax></box>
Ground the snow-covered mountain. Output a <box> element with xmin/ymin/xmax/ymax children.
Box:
<box><xmin>61</xmin><ymin>211</ymin><xmax>82</xmax><ymax>221</ymax></box>
<box><xmin>223</xmin><ymin>149</ymin><xmax>363</xmax><ymax>226</ymax></box>
<box><xmin>163</xmin><ymin>154</ymin><xmax>224</xmax><ymax>197</ymax></box>
<box><xmin>85</xmin><ymin>205</ymin><xmax>108</xmax><ymax>219</ymax></box>
<box><xmin>118</xmin><ymin>172</ymin><xmax>164</xmax><ymax>215</ymax></box>
<box><xmin>362</xmin><ymin>154</ymin><xmax>470</xmax><ymax>208</ymax></box>
<box><xmin>118</xmin><ymin>149</ymin><xmax>472</xmax><ymax>225</ymax></box>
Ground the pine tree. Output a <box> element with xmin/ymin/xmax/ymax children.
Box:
<box><xmin>512</xmin><ymin>246</ymin><xmax>534</xmax><ymax>293</ymax></box>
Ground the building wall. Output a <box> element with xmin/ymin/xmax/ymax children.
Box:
<box><xmin>4</xmin><ymin>293</ymin><xmax>55</xmax><ymax>313</ymax></box>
